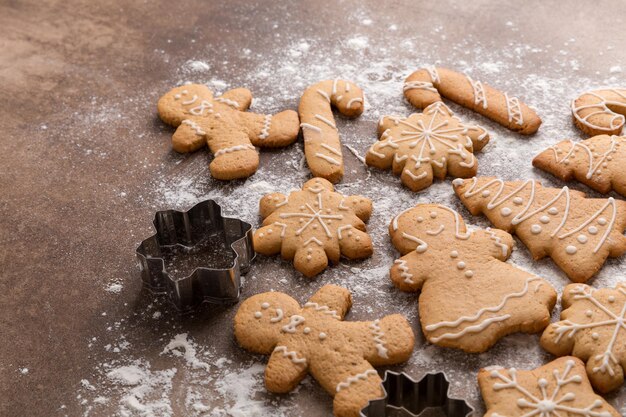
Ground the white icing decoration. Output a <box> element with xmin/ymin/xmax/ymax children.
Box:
<box><xmin>368</xmin><ymin>110</ymin><xmax>478</xmax><ymax>176</ymax></box>
<box><xmin>270</xmin><ymin>308</ymin><xmax>284</xmax><ymax>323</ymax></box>
<box><xmin>531</xmin><ymin>224</ymin><xmax>542</xmax><ymax>234</ymax></box>
<box><xmin>464</xmin><ymin>270</ymin><xmax>474</xmax><ymax>278</ymax></box>
<box><xmin>571</xmin><ymin>89</ymin><xmax>626</xmax><ymax>133</ymax></box>
<box><xmin>467</xmin><ymin>75</ymin><xmax>487</xmax><ymax>109</ymax></box>
<box><xmin>462</xmin><ymin>178</ymin><xmax>618</xmax><ymax>254</ymax></box>
<box><xmin>315</xmin><ymin>153</ymin><xmax>340</xmax><ymax>165</ymax></box>
<box><xmin>317</xmin><ymin>89</ymin><xmax>330</xmax><ymax>102</ymax></box>
<box><xmin>402</xmin><ymin>232</ymin><xmax>428</xmax><ymax>253</ymax></box>
<box><xmin>181</xmin><ymin>119</ymin><xmax>206</xmax><ymax>136</ymax></box>
<box><xmin>504</xmin><ymin>92</ymin><xmax>524</xmax><ymax>126</ymax></box>
<box><xmin>426</xmin><ymin>224</ymin><xmax>445</xmax><ymax>235</ymax></box>
<box><xmin>336</xmin><ymin>369</ymin><xmax>378</xmax><ymax>392</ymax></box>
<box><xmin>259</xmin><ymin>114</ymin><xmax>272</xmax><ymax>139</ymax></box>
<box><xmin>214</xmin><ymin>97</ymin><xmax>240</xmax><ymax>108</ymax></box>
<box><xmin>566</xmin><ymin>245</ymin><xmax>578</xmax><ymax>254</ymax></box>
<box><xmin>300</xmin><ymin>123</ymin><xmax>322</xmax><ymax>133</ymax></box>
<box><xmin>549</xmin><ymin>207</ymin><xmax>559</xmax><ymax>215</ymax></box>
<box><xmin>485</xmin><ymin>228</ymin><xmax>509</xmax><ymax>258</ymax></box>
<box><xmin>261</xmin><ymin>302</ymin><xmax>270</xmax><ymax>309</ymax></box>
<box><xmin>254</xmin><ymin>312</ymin><xmax>262</xmax><ymax>318</ymax></box>
<box><xmin>456</xmin><ymin>261</ymin><xmax>466</xmax><ymax>270</ymax></box>
<box><xmin>501</xmin><ymin>207</ymin><xmax>512</xmax><ymax>216</ymax></box>
<box><xmin>425</xmin><ymin>65</ymin><xmax>441</xmax><ymax>83</ymax></box>
<box><xmin>368</xmin><ymin>319</ymin><xmax>389</xmax><ymax>359</ymax></box>
<box><xmin>214</xmin><ymin>144</ymin><xmax>255</xmax><ymax>158</ymax></box>
<box><xmin>403</xmin><ymin>81</ymin><xmax>437</xmax><ymax>93</ymax></box>
<box><xmin>490</xmin><ymin>359</ymin><xmax>613</xmax><ymax>417</ymax></box>
<box><xmin>189</xmin><ymin>100</ymin><xmax>213</xmax><ymax>116</ymax></box>
<box><xmin>318</xmin><ymin>332</ymin><xmax>327</xmax><ymax>340</ymax></box>
<box><xmin>450</xmin><ymin>250</ymin><xmax>459</xmax><ymax>258</ymax></box>
<box><xmin>181</xmin><ymin>94</ymin><xmax>198</xmax><ymax>105</ymax></box>
<box><xmin>347</xmin><ymin>97</ymin><xmax>363</xmax><ymax>108</ymax></box>
<box><xmin>278</xmin><ymin>191</ymin><xmax>344</xmax><ymax>239</ymax></box>
<box><xmin>426</xmin><ymin>277</ymin><xmax>542</xmax><ymax>342</ymax></box>
<box><xmin>588</xmin><ymin>226</ymin><xmax>598</xmax><ymax>235</ymax></box>
<box><xmin>304</xmin><ymin>302</ymin><xmax>340</xmax><ymax>319</ymax></box>
<box><xmin>314</xmin><ymin>114</ymin><xmax>337</xmax><ymax>129</ymax></box>
<box><xmin>540</xmin><ymin>215</ymin><xmax>550</xmax><ymax>224</ymax></box>
<box><xmin>577</xmin><ymin>235</ymin><xmax>588</xmax><ymax>244</ymax></box>
<box><xmin>551</xmin><ymin>284</ymin><xmax>626</xmax><ymax>379</ymax></box>
<box><xmin>394</xmin><ymin>259</ymin><xmax>414</xmax><ymax>284</ymax></box>
<box><xmin>274</xmin><ymin>346</ymin><xmax>307</xmax><ymax>365</ymax></box>
<box><xmin>281</xmin><ymin>315</ymin><xmax>305</xmax><ymax>333</ymax></box>
<box><xmin>550</xmin><ymin>137</ymin><xmax>620</xmax><ymax>179</ymax></box>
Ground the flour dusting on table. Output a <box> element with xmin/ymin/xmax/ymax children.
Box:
<box><xmin>73</xmin><ymin>2</ymin><xmax>625</xmax><ymax>416</ymax></box>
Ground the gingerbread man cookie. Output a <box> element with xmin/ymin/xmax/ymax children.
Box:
<box><xmin>533</xmin><ymin>135</ymin><xmax>626</xmax><ymax>197</ymax></box>
<box><xmin>253</xmin><ymin>178</ymin><xmax>373</xmax><ymax>277</ymax></box>
<box><xmin>404</xmin><ymin>66</ymin><xmax>541</xmax><ymax>134</ymax></box>
<box><xmin>234</xmin><ymin>284</ymin><xmax>415</xmax><ymax>417</ymax></box>
<box><xmin>365</xmin><ymin>102</ymin><xmax>489</xmax><ymax>192</ymax></box>
<box><xmin>479</xmin><ymin>357</ymin><xmax>620</xmax><ymax>417</ymax></box>
<box><xmin>389</xmin><ymin>204</ymin><xmax>556</xmax><ymax>352</ymax></box>
<box><xmin>541</xmin><ymin>283</ymin><xmax>626</xmax><ymax>393</ymax></box>
<box><xmin>299</xmin><ymin>79</ymin><xmax>364</xmax><ymax>183</ymax></box>
<box><xmin>157</xmin><ymin>84</ymin><xmax>299</xmax><ymax>180</ymax></box>
<box><xmin>453</xmin><ymin>177</ymin><xmax>626</xmax><ymax>283</ymax></box>
<box><xmin>572</xmin><ymin>89</ymin><xmax>626</xmax><ymax>136</ymax></box>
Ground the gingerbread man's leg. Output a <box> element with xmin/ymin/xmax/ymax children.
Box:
<box><xmin>330</xmin><ymin>359</ymin><xmax>384</xmax><ymax>417</ymax></box>
<box><xmin>242</xmin><ymin>111</ymin><xmax>300</xmax><ymax>148</ymax></box>
<box><xmin>206</xmin><ymin>127</ymin><xmax>259</xmax><ymax>180</ymax></box>
<box><xmin>171</xmin><ymin>120</ymin><xmax>209</xmax><ymax>153</ymax></box>
<box><xmin>265</xmin><ymin>344</ymin><xmax>309</xmax><ymax>393</ymax></box>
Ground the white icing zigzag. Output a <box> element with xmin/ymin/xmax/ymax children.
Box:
<box><xmin>274</xmin><ymin>345</ymin><xmax>307</xmax><ymax>365</ymax></box>
<box><xmin>571</xmin><ymin>89</ymin><xmax>626</xmax><ymax>132</ymax></box>
<box><xmin>304</xmin><ymin>302</ymin><xmax>340</xmax><ymax>319</ymax></box>
<box><xmin>336</xmin><ymin>369</ymin><xmax>378</xmax><ymax>392</ymax></box>
<box><xmin>368</xmin><ymin>319</ymin><xmax>389</xmax><ymax>358</ymax></box>
<box><xmin>549</xmin><ymin>136</ymin><xmax>621</xmax><ymax>179</ymax></box>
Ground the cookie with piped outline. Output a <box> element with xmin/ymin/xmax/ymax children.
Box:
<box><xmin>253</xmin><ymin>178</ymin><xmax>372</xmax><ymax>277</ymax></box>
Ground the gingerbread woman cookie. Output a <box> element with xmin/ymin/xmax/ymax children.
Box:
<box><xmin>533</xmin><ymin>135</ymin><xmax>626</xmax><ymax>197</ymax></box>
<box><xmin>234</xmin><ymin>284</ymin><xmax>415</xmax><ymax>417</ymax></box>
<box><xmin>253</xmin><ymin>178</ymin><xmax>373</xmax><ymax>277</ymax></box>
<box><xmin>389</xmin><ymin>204</ymin><xmax>556</xmax><ymax>352</ymax></box>
<box><xmin>541</xmin><ymin>283</ymin><xmax>626</xmax><ymax>393</ymax></box>
<box><xmin>453</xmin><ymin>177</ymin><xmax>626</xmax><ymax>283</ymax></box>
<box><xmin>571</xmin><ymin>89</ymin><xmax>626</xmax><ymax>136</ymax></box>
<box><xmin>365</xmin><ymin>102</ymin><xmax>489</xmax><ymax>192</ymax></box>
<box><xmin>157</xmin><ymin>84</ymin><xmax>299</xmax><ymax>180</ymax></box>
<box><xmin>299</xmin><ymin>79</ymin><xmax>364</xmax><ymax>183</ymax></box>
<box><xmin>479</xmin><ymin>357</ymin><xmax>620</xmax><ymax>417</ymax></box>
<box><xmin>404</xmin><ymin>66</ymin><xmax>541</xmax><ymax>134</ymax></box>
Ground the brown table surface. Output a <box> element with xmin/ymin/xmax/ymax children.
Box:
<box><xmin>2</xmin><ymin>0</ymin><xmax>625</xmax><ymax>416</ymax></box>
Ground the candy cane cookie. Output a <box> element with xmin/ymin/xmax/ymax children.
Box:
<box><xmin>571</xmin><ymin>88</ymin><xmax>626</xmax><ymax>136</ymax></box>
<box><xmin>404</xmin><ymin>66</ymin><xmax>541</xmax><ymax>134</ymax></box>
<box><xmin>158</xmin><ymin>84</ymin><xmax>299</xmax><ymax>180</ymax></box>
<box><xmin>299</xmin><ymin>79</ymin><xmax>364</xmax><ymax>183</ymax></box>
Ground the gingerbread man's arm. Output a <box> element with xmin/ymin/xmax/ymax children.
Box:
<box><xmin>240</xmin><ymin>110</ymin><xmax>300</xmax><ymax>148</ymax></box>
<box><xmin>390</xmin><ymin>251</ymin><xmax>429</xmax><ymax>291</ymax></box>
<box><xmin>470</xmin><ymin>228</ymin><xmax>513</xmax><ymax>261</ymax></box>
<box><xmin>171</xmin><ymin>119</ymin><xmax>208</xmax><ymax>153</ymax></box>
<box><xmin>307</xmin><ymin>284</ymin><xmax>352</xmax><ymax>319</ymax></box>
<box><xmin>216</xmin><ymin>88</ymin><xmax>253</xmax><ymax>111</ymax></box>
<box><xmin>265</xmin><ymin>344</ymin><xmax>309</xmax><ymax>393</ymax></box>
<box><xmin>259</xmin><ymin>192</ymin><xmax>289</xmax><ymax>219</ymax></box>
<box><xmin>344</xmin><ymin>315</ymin><xmax>414</xmax><ymax>367</ymax></box>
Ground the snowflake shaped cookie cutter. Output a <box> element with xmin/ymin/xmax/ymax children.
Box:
<box><xmin>360</xmin><ymin>371</ymin><xmax>473</xmax><ymax>417</ymax></box>
<box><xmin>136</xmin><ymin>200</ymin><xmax>255</xmax><ymax>311</ymax></box>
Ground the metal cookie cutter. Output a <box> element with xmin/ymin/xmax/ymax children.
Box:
<box><xmin>360</xmin><ymin>371</ymin><xmax>474</xmax><ymax>417</ymax></box>
<box><xmin>136</xmin><ymin>200</ymin><xmax>255</xmax><ymax>311</ymax></box>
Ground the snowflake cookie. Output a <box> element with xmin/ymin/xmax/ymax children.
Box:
<box><xmin>479</xmin><ymin>357</ymin><xmax>620</xmax><ymax>417</ymax></box>
<box><xmin>253</xmin><ymin>178</ymin><xmax>373</xmax><ymax>277</ymax></box>
<box><xmin>571</xmin><ymin>89</ymin><xmax>626</xmax><ymax>136</ymax></box>
<box><xmin>365</xmin><ymin>102</ymin><xmax>489</xmax><ymax>192</ymax></box>
<box><xmin>389</xmin><ymin>204</ymin><xmax>556</xmax><ymax>352</ymax></box>
<box><xmin>157</xmin><ymin>84</ymin><xmax>299</xmax><ymax>180</ymax></box>
<box><xmin>453</xmin><ymin>177</ymin><xmax>626</xmax><ymax>283</ymax></box>
<box><xmin>404</xmin><ymin>66</ymin><xmax>542</xmax><ymax>134</ymax></box>
<box><xmin>541</xmin><ymin>283</ymin><xmax>626</xmax><ymax>393</ymax></box>
<box><xmin>533</xmin><ymin>135</ymin><xmax>626</xmax><ymax>197</ymax></box>
<box><xmin>299</xmin><ymin>79</ymin><xmax>364</xmax><ymax>183</ymax></box>
<box><xmin>234</xmin><ymin>284</ymin><xmax>415</xmax><ymax>417</ymax></box>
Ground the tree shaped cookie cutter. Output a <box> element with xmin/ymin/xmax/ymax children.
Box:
<box><xmin>360</xmin><ymin>371</ymin><xmax>473</xmax><ymax>417</ymax></box>
<box><xmin>136</xmin><ymin>200</ymin><xmax>255</xmax><ymax>311</ymax></box>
